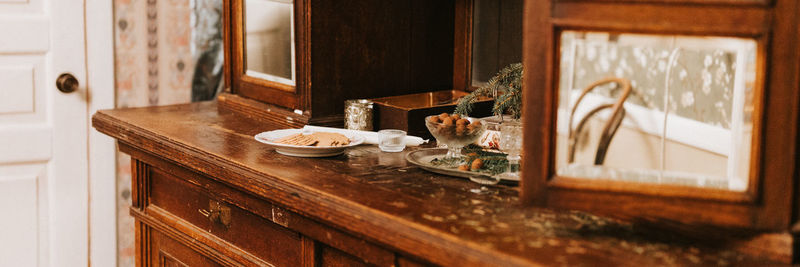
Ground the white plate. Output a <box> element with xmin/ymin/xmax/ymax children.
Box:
<box><xmin>254</xmin><ymin>129</ymin><xmax>365</xmax><ymax>157</ymax></box>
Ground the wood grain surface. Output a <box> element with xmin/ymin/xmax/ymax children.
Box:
<box><xmin>93</xmin><ymin>102</ymin><xmax>788</xmax><ymax>266</ymax></box>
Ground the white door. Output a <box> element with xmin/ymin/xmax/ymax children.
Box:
<box><xmin>0</xmin><ymin>0</ymin><xmax>89</xmax><ymax>266</ymax></box>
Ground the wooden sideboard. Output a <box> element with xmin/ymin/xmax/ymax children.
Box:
<box><xmin>92</xmin><ymin>102</ymin><xmax>789</xmax><ymax>266</ymax></box>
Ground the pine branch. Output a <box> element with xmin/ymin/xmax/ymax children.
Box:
<box><xmin>454</xmin><ymin>85</ymin><xmax>493</xmax><ymax>115</ymax></box>
<box><xmin>455</xmin><ymin>63</ymin><xmax>523</xmax><ymax>119</ymax></box>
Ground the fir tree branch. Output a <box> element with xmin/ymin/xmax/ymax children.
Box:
<box><xmin>455</xmin><ymin>63</ymin><xmax>523</xmax><ymax>119</ymax></box>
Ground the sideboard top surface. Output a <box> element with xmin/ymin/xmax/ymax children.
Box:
<box><xmin>92</xmin><ymin>102</ymin><xmax>782</xmax><ymax>266</ymax></box>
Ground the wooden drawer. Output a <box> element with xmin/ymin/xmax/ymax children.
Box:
<box><xmin>149</xmin><ymin>227</ymin><xmax>224</xmax><ymax>267</ymax></box>
<box><xmin>148</xmin><ymin>167</ymin><xmax>304</xmax><ymax>266</ymax></box>
<box><xmin>318</xmin><ymin>245</ymin><xmax>370</xmax><ymax>267</ymax></box>
<box><xmin>396</xmin><ymin>255</ymin><xmax>434</xmax><ymax>267</ymax></box>
<box><xmin>125</xmin><ymin>150</ymin><xmax>405</xmax><ymax>267</ymax></box>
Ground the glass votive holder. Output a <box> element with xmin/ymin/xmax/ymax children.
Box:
<box><xmin>378</xmin><ymin>129</ymin><xmax>406</xmax><ymax>152</ymax></box>
<box><xmin>499</xmin><ymin>121</ymin><xmax>522</xmax><ymax>179</ymax></box>
<box><xmin>344</xmin><ymin>99</ymin><xmax>373</xmax><ymax>131</ymax></box>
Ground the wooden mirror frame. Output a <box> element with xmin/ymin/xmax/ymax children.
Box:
<box><xmin>221</xmin><ymin>0</ymin><xmax>460</xmax><ymax>127</ymax></box>
<box><xmin>453</xmin><ymin>0</ymin><xmax>474</xmax><ymax>92</ymax></box>
<box><xmin>227</xmin><ymin>0</ymin><xmax>311</xmax><ymax>112</ymax></box>
<box><xmin>224</xmin><ymin>0</ymin><xmax>517</xmax><ymax>101</ymax></box>
<box><xmin>453</xmin><ymin>0</ymin><xmax>524</xmax><ymax>92</ymax></box>
<box><xmin>521</xmin><ymin>0</ymin><xmax>800</xmax><ymax>231</ymax></box>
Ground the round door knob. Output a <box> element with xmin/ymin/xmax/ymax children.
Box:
<box><xmin>56</xmin><ymin>73</ymin><xmax>79</xmax><ymax>93</ymax></box>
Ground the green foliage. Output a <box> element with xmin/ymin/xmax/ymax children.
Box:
<box><xmin>462</xmin><ymin>145</ymin><xmax>509</xmax><ymax>175</ymax></box>
<box><xmin>429</xmin><ymin>156</ymin><xmax>464</xmax><ymax>168</ymax></box>
<box><xmin>430</xmin><ymin>144</ymin><xmax>509</xmax><ymax>175</ymax></box>
<box><xmin>454</xmin><ymin>63</ymin><xmax>523</xmax><ymax>119</ymax></box>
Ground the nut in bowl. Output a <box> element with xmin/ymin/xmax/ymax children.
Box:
<box><xmin>425</xmin><ymin>113</ymin><xmax>486</xmax><ymax>159</ymax></box>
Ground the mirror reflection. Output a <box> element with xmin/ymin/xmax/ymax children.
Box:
<box><xmin>244</xmin><ymin>0</ymin><xmax>295</xmax><ymax>85</ymax></box>
<box><xmin>555</xmin><ymin>31</ymin><xmax>758</xmax><ymax>191</ymax></box>
<box><xmin>471</xmin><ymin>0</ymin><xmax>522</xmax><ymax>87</ymax></box>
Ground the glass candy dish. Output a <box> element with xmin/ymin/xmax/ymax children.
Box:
<box><xmin>424</xmin><ymin>114</ymin><xmax>487</xmax><ymax>159</ymax></box>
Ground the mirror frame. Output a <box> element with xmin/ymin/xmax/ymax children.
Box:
<box><xmin>453</xmin><ymin>0</ymin><xmax>524</xmax><ymax>91</ymax></box>
<box><xmin>553</xmin><ymin>31</ymin><xmax>765</xmax><ymax>200</ymax></box>
<box><xmin>522</xmin><ymin>0</ymin><xmax>800</xmax><ymax>230</ymax></box>
<box><xmin>453</xmin><ymin>0</ymin><xmax>473</xmax><ymax>91</ymax></box>
<box><xmin>227</xmin><ymin>0</ymin><xmax>311</xmax><ymax>111</ymax></box>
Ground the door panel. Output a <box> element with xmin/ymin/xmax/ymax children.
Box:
<box><xmin>51</xmin><ymin>0</ymin><xmax>89</xmax><ymax>264</ymax></box>
<box><xmin>0</xmin><ymin>0</ymin><xmax>88</xmax><ymax>266</ymax></box>
<box><xmin>0</xmin><ymin>164</ymin><xmax>45</xmax><ymax>267</ymax></box>
<box><xmin>0</xmin><ymin>0</ymin><xmax>42</xmax><ymax>14</ymax></box>
<box><xmin>0</xmin><ymin>126</ymin><xmax>51</xmax><ymax>163</ymax></box>
<box><xmin>0</xmin><ymin>56</ymin><xmax>46</xmax><ymax>123</ymax></box>
<box><xmin>0</xmin><ymin>66</ymin><xmax>35</xmax><ymax>113</ymax></box>
<box><xmin>0</xmin><ymin>17</ymin><xmax>49</xmax><ymax>52</ymax></box>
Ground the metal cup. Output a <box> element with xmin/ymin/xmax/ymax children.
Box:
<box><xmin>344</xmin><ymin>99</ymin><xmax>374</xmax><ymax>131</ymax></box>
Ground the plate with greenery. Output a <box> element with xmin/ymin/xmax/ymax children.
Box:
<box><xmin>405</xmin><ymin>145</ymin><xmax>518</xmax><ymax>184</ymax></box>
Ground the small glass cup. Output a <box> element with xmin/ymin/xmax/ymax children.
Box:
<box><xmin>378</xmin><ymin>129</ymin><xmax>406</xmax><ymax>152</ymax></box>
<box><xmin>499</xmin><ymin>121</ymin><xmax>522</xmax><ymax>179</ymax></box>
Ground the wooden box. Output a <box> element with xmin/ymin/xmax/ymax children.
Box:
<box><xmin>371</xmin><ymin>90</ymin><xmax>493</xmax><ymax>139</ymax></box>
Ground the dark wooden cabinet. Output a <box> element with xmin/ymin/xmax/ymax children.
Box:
<box><xmin>124</xmin><ymin>141</ymin><xmax>410</xmax><ymax>267</ymax></box>
<box><xmin>94</xmin><ymin>0</ymin><xmax>800</xmax><ymax>265</ymax></box>
<box><xmin>223</xmin><ymin>0</ymin><xmax>458</xmax><ymax>127</ymax></box>
<box><xmin>93</xmin><ymin>102</ymin><xmax>789</xmax><ymax>266</ymax></box>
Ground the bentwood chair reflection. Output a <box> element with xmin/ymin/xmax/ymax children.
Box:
<box><xmin>567</xmin><ymin>77</ymin><xmax>632</xmax><ymax>165</ymax></box>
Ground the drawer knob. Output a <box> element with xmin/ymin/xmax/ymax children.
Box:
<box><xmin>199</xmin><ymin>200</ymin><xmax>231</xmax><ymax>229</ymax></box>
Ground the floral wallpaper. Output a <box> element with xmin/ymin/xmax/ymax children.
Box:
<box><xmin>559</xmin><ymin>32</ymin><xmax>757</xmax><ymax>129</ymax></box>
<box><xmin>114</xmin><ymin>0</ymin><xmax>220</xmax><ymax>265</ymax></box>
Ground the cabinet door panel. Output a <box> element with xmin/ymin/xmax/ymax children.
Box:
<box><xmin>150</xmin><ymin>230</ymin><xmax>224</xmax><ymax>267</ymax></box>
<box><xmin>396</xmin><ymin>256</ymin><xmax>434</xmax><ymax>267</ymax></box>
<box><xmin>318</xmin><ymin>245</ymin><xmax>370</xmax><ymax>267</ymax></box>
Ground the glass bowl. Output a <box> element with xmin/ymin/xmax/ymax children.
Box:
<box><xmin>424</xmin><ymin>115</ymin><xmax>486</xmax><ymax>159</ymax></box>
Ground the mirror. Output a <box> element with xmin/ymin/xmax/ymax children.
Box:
<box><xmin>471</xmin><ymin>0</ymin><xmax>522</xmax><ymax>87</ymax></box>
<box><xmin>555</xmin><ymin>31</ymin><xmax>758</xmax><ymax>192</ymax></box>
<box><xmin>244</xmin><ymin>0</ymin><xmax>295</xmax><ymax>85</ymax></box>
